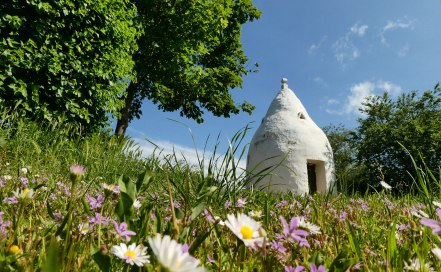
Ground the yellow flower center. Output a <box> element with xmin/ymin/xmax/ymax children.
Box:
<box><xmin>9</xmin><ymin>245</ymin><xmax>20</xmax><ymax>254</ymax></box>
<box><xmin>22</xmin><ymin>188</ymin><xmax>30</xmax><ymax>197</ymax></box>
<box><xmin>124</xmin><ymin>250</ymin><xmax>136</xmax><ymax>259</ymax></box>
<box><xmin>240</xmin><ymin>225</ymin><xmax>253</xmax><ymax>240</ymax></box>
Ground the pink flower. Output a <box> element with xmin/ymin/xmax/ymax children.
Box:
<box><xmin>236</xmin><ymin>198</ymin><xmax>246</xmax><ymax>207</ymax></box>
<box><xmin>112</xmin><ymin>220</ymin><xmax>136</xmax><ymax>241</ymax></box>
<box><xmin>285</xmin><ymin>266</ymin><xmax>305</xmax><ymax>272</ymax></box>
<box><xmin>310</xmin><ymin>263</ymin><xmax>326</xmax><ymax>272</ymax></box>
<box><xmin>421</xmin><ymin>208</ymin><xmax>441</xmax><ymax>234</ymax></box>
<box><xmin>89</xmin><ymin>213</ymin><xmax>109</xmax><ymax>226</ymax></box>
<box><xmin>69</xmin><ymin>164</ymin><xmax>85</xmax><ymax>176</ymax></box>
<box><xmin>86</xmin><ymin>194</ymin><xmax>104</xmax><ymax>210</ymax></box>
<box><xmin>279</xmin><ymin>216</ymin><xmax>310</xmax><ymax>247</ymax></box>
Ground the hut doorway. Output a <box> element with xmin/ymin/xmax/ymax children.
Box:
<box><xmin>307</xmin><ymin>163</ymin><xmax>317</xmax><ymax>194</ymax></box>
<box><xmin>307</xmin><ymin>160</ymin><xmax>326</xmax><ymax>194</ymax></box>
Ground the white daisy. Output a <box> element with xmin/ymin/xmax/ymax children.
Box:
<box><xmin>224</xmin><ymin>213</ymin><xmax>266</xmax><ymax>249</ymax></box>
<box><xmin>111</xmin><ymin>243</ymin><xmax>150</xmax><ymax>267</ymax></box>
<box><xmin>20</xmin><ymin>168</ymin><xmax>28</xmax><ymax>175</ymax></box>
<box><xmin>13</xmin><ymin>188</ymin><xmax>34</xmax><ymax>199</ymax></box>
<box><xmin>404</xmin><ymin>258</ymin><xmax>434</xmax><ymax>271</ymax></box>
<box><xmin>148</xmin><ymin>234</ymin><xmax>206</xmax><ymax>272</ymax></box>
<box><xmin>133</xmin><ymin>199</ymin><xmax>142</xmax><ymax>209</ymax></box>
<box><xmin>78</xmin><ymin>223</ymin><xmax>90</xmax><ymax>235</ymax></box>
<box><xmin>433</xmin><ymin>201</ymin><xmax>441</xmax><ymax>209</ymax></box>
<box><xmin>249</xmin><ymin>210</ymin><xmax>263</xmax><ymax>219</ymax></box>
<box><xmin>102</xmin><ymin>183</ymin><xmax>120</xmax><ymax>194</ymax></box>
<box><xmin>2</xmin><ymin>175</ymin><xmax>12</xmax><ymax>181</ymax></box>
<box><xmin>432</xmin><ymin>247</ymin><xmax>441</xmax><ymax>261</ymax></box>
<box><xmin>297</xmin><ymin>217</ymin><xmax>321</xmax><ymax>235</ymax></box>
<box><xmin>380</xmin><ymin>181</ymin><xmax>392</xmax><ymax>190</ymax></box>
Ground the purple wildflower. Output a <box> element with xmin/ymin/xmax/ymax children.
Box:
<box><xmin>338</xmin><ymin>211</ymin><xmax>348</xmax><ymax>222</ymax></box>
<box><xmin>279</xmin><ymin>216</ymin><xmax>310</xmax><ymax>247</ymax></box>
<box><xmin>270</xmin><ymin>241</ymin><xmax>287</xmax><ymax>254</ymax></box>
<box><xmin>112</xmin><ymin>220</ymin><xmax>136</xmax><ymax>241</ymax></box>
<box><xmin>53</xmin><ymin>212</ymin><xmax>65</xmax><ymax>226</ymax></box>
<box><xmin>0</xmin><ymin>179</ymin><xmax>5</xmax><ymax>187</ymax></box>
<box><xmin>224</xmin><ymin>200</ymin><xmax>232</xmax><ymax>208</ymax></box>
<box><xmin>207</xmin><ymin>255</ymin><xmax>215</xmax><ymax>263</ymax></box>
<box><xmin>421</xmin><ymin>208</ymin><xmax>441</xmax><ymax>234</ymax></box>
<box><xmin>0</xmin><ymin>212</ymin><xmax>11</xmax><ymax>239</ymax></box>
<box><xmin>203</xmin><ymin>209</ymin><xmax>215</xmax><ymax>223</ymax></box>
<box><xmin>86</xmin><ymin>194</ymin><xmax>104</xmax><ymax>210</ymax></box>
<box><xmin>3</xmin><ymin>196</ymin><xmax>18</xmax><ymax>205</ymax></box>
<box><xmin>57</xmin><ymin>182</ymin><xmax>71</xmax><ymax>196</ymax></box>
<box><xmin>285</xmin><ymin>266</ymin><xmax>305</xmax><ymax>272</ymax></box>
<box><xmin>20</xmin><ymin>177</ymin><xmax>28</xmax><ymax>186</ymax></box>
<box><xmin>276</xmin><ymin>200</ymin><xmax>289</xmax><ymax>209</ymax></box>
<box><xmin>89</xmin><ymin>213</ymin><xmax>109</xmax><ymax>226</ymax></box>
<box><xmin>310</xmin><ymin>263</ymin><xmax>326</xmax><ymax>272</ymax></box>
<box><xmin>236</xmin><ymin>198</ymin><xmax>246</xmax><ymax>208</ymax></box>
<box><xmin>173</xmin><ymin>200</ymin><xmax>181</xmax><ymax>209</ymax></box>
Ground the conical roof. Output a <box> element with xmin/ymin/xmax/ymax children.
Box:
<box><xmin>246</xmin><ymin>78</ymin><xmax>335</xmax><ymax>194</ymax></box>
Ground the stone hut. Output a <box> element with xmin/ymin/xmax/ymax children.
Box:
<box><xmin>246</xmin><ymin>78</ymin><xmax>336</xmax><ymax>195</ymax></box>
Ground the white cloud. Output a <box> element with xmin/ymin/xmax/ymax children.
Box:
<box><xmin>326</xmin><ymin>80</ymin><xmax>403</xmax><ymax>115</ymax></box>
<box><xmin>131</xmin><ymin>137</ymin><xmax>246</xmax><ymax>175</ymax></box>
<box><xmin>313</xmin><ymin>77</ymin><xmax>328</xmax><ymax>87</ymax></box>
<box><xmin>376</xmin><ymin>80</ymin><xmax>402</xmax><ymax>95</ymax></box>
<box><xmin>332</xmin><ymin>22</ymin><xmax>368</xmax><ymax>67</ymax></box>
<box><xmin>332</xmin><ymin>35</ymin><xmax>360</xmax><ymax>66</ymax></box>
<box><xmin>397</xmin><ymin>44</ymin><xmax>410</xmax><ymax>57</ymax></box>
<box><xmin>308</xmin><ymin>36</ymin><xmax>327</xmax><ymax>55</ymax></box>
<box><xmin>327</xmin><ymin>98</ymin><xmax>339</xmax><ymax>105</ymax></box>
<box><xmin>350</xmin><ymin>23</ymin><xmax>369</xmax><ymax>37</ymax></box>
<box><xmin>344</xmin><ymin>81</ymin><xmax>376</xmax><ymax>114</ymax></box>
<box><xmin>380</xmin><ymin>18</ymin><xmax>416</xmax><ymax>45</ymax></box>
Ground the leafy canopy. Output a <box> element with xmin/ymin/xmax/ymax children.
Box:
<box><xmin>118</xmin><ymin>0</ymin><xmax>261</xmax><ymax>131</ymax></box>
<box><xmin>0</xmin><ymin>0</ymin><xmax>139</xmax><ymax>132</ymax></box>
<box><xmin>353</xmin><ymin>83</ymin><xmax>441</xmax><ymax>191</ymax></box>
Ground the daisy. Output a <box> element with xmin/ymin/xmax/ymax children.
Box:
<box><xmin>403</xmin><ymin>258</ymin><xmax>434</xmax><ymax>271</ymax></box>
<box><xmin>102</xmin><ymin>183</ymin><xmax>120</xmax><ymax>194</ymax></box>
<box><xmin>148</xmin><ymin>234</ymin><xmax>206</xmax><ymax>272</ymax></box>
<box><xmin>13</xmin><ymin>188</ymin><xmax>34</xmax><ymax>200</ymax></box>
<box><xmin>78</xmin><ymin>223</ymin><xmax>90</xmax><ymax>235</ymax></box>
<box><xmin>431</xmin><ymin>247</ymin><xmax>441</xmax><ymax>261</ymax></box>
<box><xmin>297</xmin><ymin>217</ymin><xmax>321</xmax><ymax>235</ymax></box>
<box><xmin>380</xmin><ymin>181</ymin><xmax>392</xmax><ymax>190</ymax></box>
<box><xmin>133</xmin><ymin>199</ymin><xmax>142</xmax><ymax>209</ymax></box>
<box><xmin>224</xmin><ymin>213</ymin><xmax>266</xmax><ymax>249</ymax></box>
<box><xmin>111</xmin><ymin>243</ymin><xmax>149</xmax><ymax>267</ymax></box>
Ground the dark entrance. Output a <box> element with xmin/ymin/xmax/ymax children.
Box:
<box><xmin>307</xmin><ymin>163</ymin><xmax>317</xmax><ymax>194</ymax></box>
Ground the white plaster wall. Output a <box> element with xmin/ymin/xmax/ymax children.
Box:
<box><xmin>246</xmin><ymin>79</ymin><xmax>336</xmax><ymax>195</ymax></box>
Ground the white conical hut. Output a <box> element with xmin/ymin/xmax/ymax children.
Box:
<box><xmin>246</xmin><ymin>78</ymin><xmax>336</xmax><ymax>195</ymax></box>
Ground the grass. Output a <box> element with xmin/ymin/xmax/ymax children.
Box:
<box><xmin>0</xmin><ymin>117</ymin><xmax>441</xmax><ymax>271</ymax></box>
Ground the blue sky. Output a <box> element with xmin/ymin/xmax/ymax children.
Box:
<box><xmin>128</xmin><ymin>0</ymin><xmax>441</xmax><ymax>166</ymax></box>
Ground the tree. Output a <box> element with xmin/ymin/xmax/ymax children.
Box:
<box><xmin>115</xmin><ymin>0</ymin><xmax>261</xmax><ymax>136</ymax></box>
<box><xmin>323</xmin><ymin>124</ymin><xmax>369</xmax><ymax>193</ymax></box>
<box><xmin>0</xmin><ymin>0</ymin><xmax>139</xmax><ymax>133</ymax></box>
<box><xmin>353</xmin><ymin>83</ymin><xmax>441</xmax><ymax>192</ymax></box>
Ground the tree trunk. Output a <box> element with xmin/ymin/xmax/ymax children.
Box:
<box><xmin>115</xmin><ymin>82</ymin><xmax>137</xmax><ymax>136</ymax></box>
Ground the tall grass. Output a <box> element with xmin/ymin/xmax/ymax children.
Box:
<box><xmin>0</xmin><ymin>116</ymin><xmax>440</xmax><ymax>271</ymax></box>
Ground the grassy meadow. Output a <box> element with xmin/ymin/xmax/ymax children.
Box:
<box><xmin>0</xmin><ymin>117</ymin><xmax>441</xmax><ymax>271</ymax></box>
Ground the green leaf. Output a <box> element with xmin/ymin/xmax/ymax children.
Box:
<box><xmin>42</xmin><ymin>236</ymin><xmax>60</xmax><ymax>272</ymax></box>
<box><xmin>191</xmin><ymin>203</ymin><xmax>205</xmax><ymax>220</ymax></box>
<box><xmin>114</xmin><ymin>192</ymin><xmax>134</xmax><ymax>222</ymax></box>
<box><xmin>136</xmin><ymin>169</ymin><xmax>153</xmax><ymax>192</ymax></box>
<box><xmin>92</xmin><ymin>250</ymin><xmax>111</xmax><ymax>272</ymax></box>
